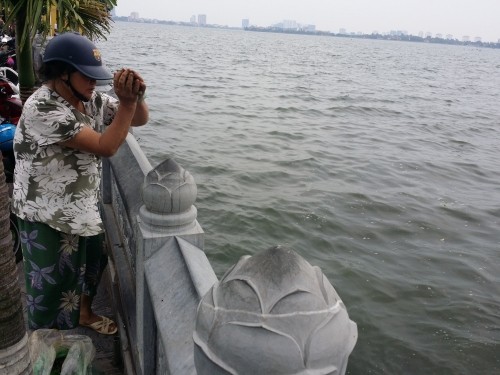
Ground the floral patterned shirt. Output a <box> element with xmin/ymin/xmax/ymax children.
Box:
<box><xmin>12</xmin><ymin>85</ymin><xmax>118</xmax><ymax>236</ymax></box>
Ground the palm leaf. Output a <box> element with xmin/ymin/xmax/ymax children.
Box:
<box><xmin>2</xmin><ymin>0</ymin><xmax>117</xmax><ymax>49</ymax></box>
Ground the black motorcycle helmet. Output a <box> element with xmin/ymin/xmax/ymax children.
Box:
<box><xmin>43</xmin><ymin>32</ymin><xmax>112</xmax><ymax>80</ymax></box>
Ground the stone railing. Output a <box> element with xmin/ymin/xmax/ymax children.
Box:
<box><xmin>101</xmin><ymin>133</ymin><xmax>357</xmax><ymax>375</ymax></box>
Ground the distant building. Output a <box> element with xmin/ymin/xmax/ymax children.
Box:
<box><xmin>339</xmin><ymin>28</ymin><xmax>347</xmax><ymax>35</ymax></box>
<box><xmin>302</xmin><ymin>24</ymin><xmax>316</xmax><ymax>32</ymax></box>
<box><xmin>190</xmin><ymin>15</ymin><xmax>196</xmax><ymax>24</ymax></box>
<box><xmin>129</xmin><ymin>12</ymin><xmax>140</xmax><ymax>20</ymax></box>
<box><xmin>388</xmin><ymin>30</ymin><xmax>406</xmax><ymax>37</ymax></box>
<box><xmin>473</xmin><ymin>36</ymin><xmax>482</xmax><ymax>43</ymax></box>
<box><xmin>282</xmin><ymin>20</ymin><xmax>298</xmax><ymax>31</ymax></box>
<box><xmin>198</xmin><ymin>14</ymin><xmax>206</xmax><ymax>26</ymax></box>
<box><xmin>242</xmin><ymin>19</ymin><xmax>249</xmax><ymax>29</ymax></box>
<box><xmin>446</xmin><ymin>34</ymin><xmax>454</xmax><ymax>40</ymax></box>
<box><xmin>418</xmin><ymin>31</ymin><xmax>424</xmax><ymax>38</ymax></box>
<box><xmin>436</xmin><ymin>33</ymin><xmax>443</xmax><ymax>39</ymax></box>
<box><xmin>462</xmin><ymin>35</ymin><xmax>470</xmax><ymax>42</ymax></box>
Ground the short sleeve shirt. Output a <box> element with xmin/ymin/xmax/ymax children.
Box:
<box><xmin>12</xmin><ymin>85</ymin><xmax>118</xmax><ymax>236</ymax></box>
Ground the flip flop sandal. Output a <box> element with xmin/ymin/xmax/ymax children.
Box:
<box><xmin>81</xmin><ymin>315</ymin><xmax>118</xmax><ymax>335</ymax></box>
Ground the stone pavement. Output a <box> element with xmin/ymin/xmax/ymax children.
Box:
<box><xmin>17</xmin><ymin>259</ymin><xmax>124</xmax><ymax>374</ymax></box>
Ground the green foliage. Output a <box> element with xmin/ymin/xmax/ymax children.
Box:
<box><xmin>54</xmin><ymin>0</ymin><xmax>117</xmax><ymax>40</ymax></box>
<box><xmin>0</xmin><ymin>0</ymin><xmax>117</xmax><ymax>50</ymax></box>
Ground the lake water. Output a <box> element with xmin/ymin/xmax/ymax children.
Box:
<box><xmin>98</xmin><ymin>21</ymin><xmax>500</xmax><ymax>374</ymax></box>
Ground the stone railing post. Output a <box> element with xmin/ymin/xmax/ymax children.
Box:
<box><xmin>136</xmin><ymin>158</ymin><xmax>215</xmax><ymax>374</ymax></box>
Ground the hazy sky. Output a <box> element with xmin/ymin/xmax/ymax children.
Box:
<box><xmin>115</xmin><ymin>0</ymin><xmax>500</xmax><ymax>42</ymax></box>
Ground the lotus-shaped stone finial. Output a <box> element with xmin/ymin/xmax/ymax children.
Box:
<box><xmin>141</xmin><ymin>159</ymin><xmax>197</xmax><ymax>214</ymax></box>
<box><xmin>193</xmin><ymin>246</ymin><xmax>358</xmax><ymax>375</ymax></box>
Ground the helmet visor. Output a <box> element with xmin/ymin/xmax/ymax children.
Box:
<box><xmin>78</xmin><ymin>64</ymin><xmax>113</xmax><ymax>80</ymax></box>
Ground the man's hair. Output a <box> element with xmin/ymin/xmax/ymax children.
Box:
<box><xmin>39</xmin><ymin>61</ymin><xmax>77</xmax><ymax>81</ymax></box>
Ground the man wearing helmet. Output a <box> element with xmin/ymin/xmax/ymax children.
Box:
<box><xmin>12</xmin><ymin>32</ymin><xmax>149</xmax><ymax>335</ymax></box>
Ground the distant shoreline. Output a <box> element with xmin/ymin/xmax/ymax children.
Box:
<box><xmin>245</xmin><ymin>27</ymin><xmax>500</xmax><ymax>49</ymax></box>
<box><xmin>112</xmin><ymin>17</ymin><xmax>500</xmax><ymax>49</ymax></box>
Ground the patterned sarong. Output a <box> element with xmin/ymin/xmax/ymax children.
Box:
<box><xmin>17</xmin><ymin>218</ymin><xmax>106</xmax><ymax>330</ymax></box>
